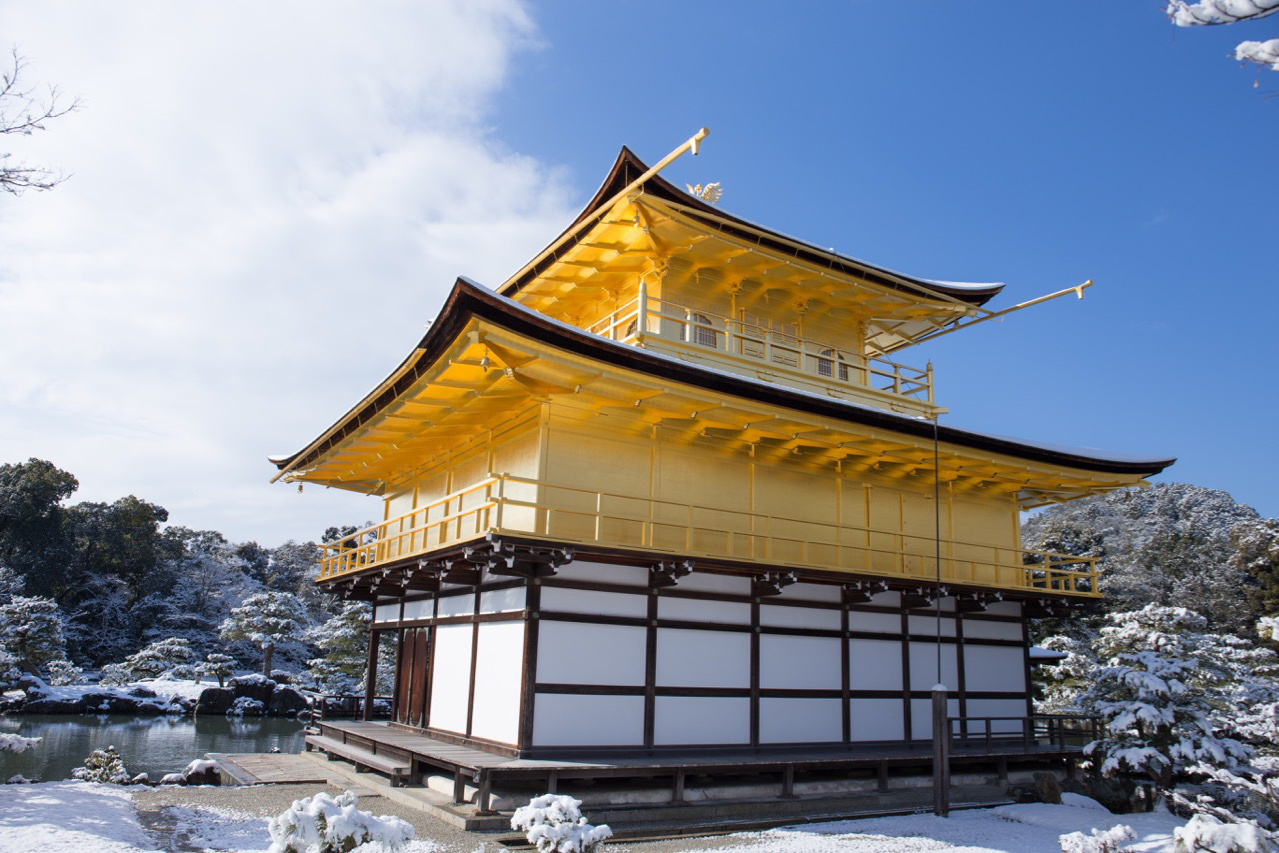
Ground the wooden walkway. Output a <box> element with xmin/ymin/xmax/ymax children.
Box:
<box><xmin>309</xmin><ymin>720</ymin><xmax>1079</xmax><ymax>814</ymax></box>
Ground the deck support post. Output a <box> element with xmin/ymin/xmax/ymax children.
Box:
<box><xmin>932</xmin><ymin>685</ymin><xmax>950</xmax><ymax>817</ymax></box>
<box><xmin>547</xmin><ymin>769</ymin><xmax>558</xmax><ymax>794</ymax></box>
<box><xmin>476</xmin><ymin>770</ymin><xmax>493</xmax><ymax>815</ymax></box>
<box><xmin>673</xmin><ymin>769</ymin><xmax>686</xmax><ymax>803</ymax></box>
<box><xmin>781</xmin><ymin>764</ymin><xmax>796</xmax><ymax>799</ymax></box>
<box><xmin>997</xmin><ymin>757</ymin><xmax>1008</xmax><ymax>782</ymax></box>
<box><xmin>452</xmin><ymin>769</ymin><xmax>467</xmax><ymax>805</ymax></box>
<box><xmin>877</xmin><ymin>761</ymin><xmax>889</xmax><ymax>793</ymax></box>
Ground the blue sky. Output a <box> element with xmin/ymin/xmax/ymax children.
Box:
<box><xmin>1</xmin><ymin>1</ymin><xmax>1275</xmax><ymax>542</ymax></box>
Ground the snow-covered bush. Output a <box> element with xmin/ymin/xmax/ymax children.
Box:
<box><xmin>0</xmin><ymin>733</ymin><xmax>41</xmax><ymax>753</ymax></box>
<box><xmin>511</xmin><ymin>794</ymin><xmax>613</xmax><ymax>853</ymax></box>
<box><xmin>45</xmin><ymin>659</ymin><xmax>82</xmax><ymax>686</ymax></box>
<box><xmin>1059</xmin><ymin>823</ymin><xmax>1135</xmax><ymax>853</ymax></box>
<box><xmin>1174</xmin><ymin>813</ymin><xmax>1279</xmax><ymax>852</ymax></box>
<box><xmin>228</xmin><ymin>696</ymin><xmax>265</xmax><ymax>717</ymax></box>
<box><xmin>98</xmin><ymin>662</ymin><xmax>130</xmax><ymax>687</ymax></box>
<box><xmin>0</xmin><ymin>645</ymin><xmax>21</xmax><ymax>690</ymax></box>
<box><xmin>201</xmin><ymin>652</ymin><xmax>236</xmax><ymax>687</ymax></box>
<box><xmin>266</xmin><ymin>789</ymin><xmax>414</xmax><ymax>853</ymax></box>
<box><xmin>123</xmin><ymin>637</ymin><xmax>196</xmax><ymax>680</ymax></box>
<box><xmin>72</xmin><ymin>745</ymin><xmax>131</xmax><ymax>784</ymax></box>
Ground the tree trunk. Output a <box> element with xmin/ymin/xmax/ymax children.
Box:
<box><xmin>262</xmin><ymin>644</ymin><xmax>274</xmax><ymax>678</ymax></box>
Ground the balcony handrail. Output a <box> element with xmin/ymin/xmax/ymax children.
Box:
<box><xmin>318</xmin><ymin>473</ymin><xmax>1098</xmax><ymax>597</ymax></box>
<box><xmin>584</xmin><ymin>293</ymin><xmax>935</xmax><ymax>404</ymax></box>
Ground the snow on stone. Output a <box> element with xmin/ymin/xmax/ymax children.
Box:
<box><xmin>0</xmin><ymin>733</ymin><xmax>41</xmax><ymax>753</ymax></box>
<box><xmin>1059</xmin><ymin>823</ymin><xmax>1135</xmax><ymax>853</ymax></box>
<box><xmin>1173</xmin><ymin>813</ymin><xmax>1279</xmax><ymax>852</ymax></box>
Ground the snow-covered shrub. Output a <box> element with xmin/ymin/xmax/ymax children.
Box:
<box><xmin>201</xmin><ymin>652</ymin><xmax>236</xmax><ymax>687</ymax></box>
<box><xmin>0</xmin><ymin>595</ymin><xmax>67</xmax><ymax>673</ymax></box>
<box><xmin>45</xmin><ymin>659</ymin><xmax>82</xmax><ymax>686</ymax></box>
<box><xmin>511</xmin><ymin>794</ymin><xmax>613</xmax><ymax>853</ymax></box>
<box><xmin>1059</xmin><ymin>823</ymin><xmax>1135</xmax><ymax>853</ymax></box>
<box><xmin>72</xmin><ymin>745</ymin><xmax>131</xmax><ymax>784</ymax></box>
<box><xmin>0</xmin><ymin>645</ymin><xmax>21</xmax><ymax>690</ymax></box>
<box><xmin>1174</xmin><ymin>813</ymin><xmax>1279</xmax><ymax>852</ymax></box>
<box><xmin>266</xmin><ymin>789</ymin><xmax>414</xmax><ymax>853</ymax></box>
<box><xmin>0</xmin><ymin>733</ymin><xmax>41</xmax><ymax>753</ymax></box>
<box><xmin>124</xmin><ymin>637</ymin><xmax>196</xmax><ymax>680</ymax></box>
<box><xmin>98</xmin><ymin>662</ymin><xmax>130</xmax><ymax>687</ymax></box>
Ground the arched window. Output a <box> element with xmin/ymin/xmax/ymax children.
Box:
<box><xmin>817</xmin><ymin>348</ymin><xmax>850</xmax><ymax>381</ymax></box>
<box><xmin>682</xmin><ymin>312</ymin><xmax>718</xmax><ymax>348</ymax></box>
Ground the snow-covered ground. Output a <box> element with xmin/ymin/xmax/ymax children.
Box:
<box><xmin>0</xmin><ymin>781</ymin><xmax>1193</xmax><ymax>853</ymax></box>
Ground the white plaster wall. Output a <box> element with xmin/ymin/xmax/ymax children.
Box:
<box><xmin>532</xmin><ymin>694</ymin><xmax>645</xmax><ymax>746</ymax></box>
<box><xmin>437</xmin><ymin>593</ymin><xmax>475</xmax><ymax>619</ymax></box>
<box><xmin>427</xmin><ymin>623</ymin><xmax>473</xmax><ymax>735</ymax></box>
<box><xmin>963</xmin><ymin>645</ymin><xmax>1027</xmax><ymax>692</ymax></box>
<box><xmin>541</xmin><ymin>586</ymin><xmax>647</xmax><ymax>619</ymax></box>
<box><xmin>870</xmin><ymin>591</ymin><xmax>900</xmax><ymax>606</ymax></box>
<box><xmin>848</xmin><ymin>611</ymin><xmax>900</xmax><ymax>634</ymax></box>
<box><xmin>672</xmin><ymin>572</ymin><xmax>751</xmax><ymax>596</ymax></box>
<box><xmin>760</xmin><ymin>634</ymin><xmax>841</xmax><ymax>690</ymax></box>
<box><xmin>965</xmin><ymin>698</ymin><xmax>1029</xmax><ymax>733</ymax></box>
<box><xmin>656</xmin><ymin>629</ymin><xmax>750</xmax><ymax>688</ymax></box>
<box><xmin>962</xmin><ymin>619</ymin><xmax>1024</xmax><ymax>641</ymax></box>
<box><xmin>654</xmin><ymin>697</ymin><xmax>750</xmax><ymax>745</ymax></box>
<box><xmin>759</xmin><ymin>604</ymin><xmax>841</xmax><ymax>631</ymax></box>
<box><xmin>774</xmin><ymin>583</ymin><xmax>842</xmax><ymax>603</ymax></box>
<box><xmin>402</xmin><ymin>599</ymin><xmax>433</xmax><ymax>621</ymax></box>
<box><xmin>908</xmin><ymin>614</ymin><xmax>957</xmax><ymax>637</ymax></box>
<box><xmin>553</xmin><ymin>561</ymin><xmax>647</xmax><ymax>587</ymax></box>
<box><xmin>479</xmin><ymin>586</ymin><xmax>526</xmax><ymax>615</ymax></box>
<box><xmin>537</xmin><ymin>621</ymin><xmax>646</xmax><ymax>685</ymax></box>
<box><xmin>848</xmin><ymin>638</ymin><xmax>902</xmax><ymax>690</ymax></box>
<box><xmin>760</xmin><ymin>698</ymin><xmax>843</xmax><ymax>744</ymax></box>
<box><xmin>374</xmin><ymin>602</ymin><xmax>400</xmax><ymax>623</ymax></box>
<box><xmin>908</xmin><ymin>642</ymin><xmax>958</xmax><ymax>691</ymax></box>
<box><xmin>909</xmin><ymin>698</ymin><xmax>959</xmax><ymax>741</ymax></box>
<box><xmin>658</xmin><ymin>596</ymin><xmax>750</xmax><ymax>625</ymax></box>
<box><xmin>985</xmin><ymin>602</ymin><xmax>1022</xmax><ymax>617</ymax></box>
<box><xmin>469</xmin><ymin>621</ymin><xmax>524</xmax><ymax>745</ymax></box>
<box><xmin>851</xmin><ymin>698</ymin><xmax>904</xmax><ymax>741</ymax></box>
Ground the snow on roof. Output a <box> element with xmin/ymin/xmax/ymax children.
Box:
<box><xmin>1029</xmin><ymin>646</ymin><xmax>1069</xmax><ymax>661</ymax></box>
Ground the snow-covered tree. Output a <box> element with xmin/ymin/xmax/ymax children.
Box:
<box><xmin>1036</xmin><ymin>634</ymin><xmax>1099</xmax><ymax>713</ymax></box>
<box><xmin>1167</xmin><ymin>0</ymin><xmax>1279</xmax><ymax>73</ymax></box>
<box><xmin>123</xmin><ymin>637</ymin><xmax>196</xmax><ymax>680</ymax></box>
<box><xmin>305</xmin><ymin>602</ymin><xmax>371</xmax><ymax>694</ymax></box>
<box><xmin>0</xmin><ymin>646</ymin><xmax>22</xmax><ymax>690</ymax></box>
<box><xmin>1082</xmin><ymin>606</ymin><xmax>1252</xmax><ymax>793</ymax></box>
<box><xmin>0</xmin><ymin>594</ymin><xmax>66</xmax><ymax>674</ymax></box>
<box><xmin>220</xmin><ymin>591</ymin><xmax>309</xmax><ymax>677</ymax></box>
<box><xmin>45</xmin><ymin>659</ymin><xmax>81</xmax><ymax>686</ymax></box>
<box><xmin>200</xmin><ymin>652</ymin><xmax>236</xmax><ymax>688</ymax></box>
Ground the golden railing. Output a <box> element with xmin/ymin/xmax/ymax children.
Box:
<box><xmin>583</xmin><ymin>292</ymin><xmax>934</xmax><ymax>408</ymax></box>
<box><xmin>319</xmin><ymin>474</ymin><xmax>1098</xmax><ymax>597</ymax></box>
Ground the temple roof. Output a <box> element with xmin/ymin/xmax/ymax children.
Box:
<box><xmin>499</xmin><ymin>147</ymin><xmax>1005</xmax><ymax>309</ymax></box>
<box><xmin>270</xmin><ymin>277</ymin><xmax>1174</xmax><ymax>492</ymax></box>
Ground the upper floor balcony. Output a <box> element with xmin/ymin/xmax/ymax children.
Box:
<box><xmin>318</xmin><ymin>474</ymin><xmax>1099</xmax><ymax>599</ymax></box>
<box><xmin>580</xmin><ymin>288</ymin><xmax>940</xmax><ymax>418</ymax></box>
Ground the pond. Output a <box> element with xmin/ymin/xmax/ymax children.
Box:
<box><xmin>0</xmin><ymin>715</ymin><xmax>307</xmax><ymax>781</ymax></box>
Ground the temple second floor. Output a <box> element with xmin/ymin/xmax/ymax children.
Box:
<box><xmin>270</xmin><ymin>279</ymin><xmax>1174</xmax><ymax>600</ymax></box>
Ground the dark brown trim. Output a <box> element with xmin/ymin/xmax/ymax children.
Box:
<box><xmin>956</xmin><ymin>612</ymin><xmax>969</xmax><ymax>724</ymax></box>
<box><xmin>518</xmin><ymin>580</ymin><xmax>540</xmax><ymax>750</ymax></box>
<box><xmin>750</xmin><ymin>597</ymin><xmax>760</xmax><ymax>748</ymax></box>
<box><xmin>464</xmin><ymin>588</ymin><xmax>480</xmax><ymax>737</ymax></box>
<box><xmin>841</xmin><ymin>607</ymin><xmax>851</xmax><ymax>743</ymax></box>
<box><xmin>644</xmin><ymin>584</ymin><xmax>658</xmax><ymax>751</ymax></box>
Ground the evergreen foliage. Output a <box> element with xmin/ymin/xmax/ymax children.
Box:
<box><xmin>200</xmin><ymin>652</ymin><xmax>236</xmax><ymax>687</ymax></box>
<box><xmin>220</xmin><ymin>591</ymin><xmax>310</xmax><ymax>677</ymax></box>
<box><xmin>0</xmin><ymin>594</ymin><xmax>66</xmax><ymax>674</ymax></box>
<box><xmin>71</xmin><ymin>745</ymin><xmax>131</xmax><ymax>784</ymax></box>
<box><xmin>305</xmin><ymin>602</ymin><xmax>371</xmax><ymax>694</ymax></box>
<box><xmin>123</xmin><ymin>637</ymin><xmax>196</xmax><ymax>680</ymax></box>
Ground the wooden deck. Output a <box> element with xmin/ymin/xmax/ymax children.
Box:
<box><xmin>311</xmin><ymin>720</ymin><xmax>1081</xmax><ymax>813</ymax></box>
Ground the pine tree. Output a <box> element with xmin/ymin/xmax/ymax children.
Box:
<box><xmin>123</xmin><ymin>637</ymin><xmax>196</xmax><ymax>680</ymax></box>
<box><xmin>1082</xmin><ymin>606</ymin><xmax>1252</xmax><ymax>792</ymax></box>
<box><xmin>305</xmin><ymin>601</ymin><xmax>371</xmax><ymax>694</ymax></box>
<box><xmin>0</xmin><ymin>594</ymin><xmax>66</xmax><ymax>674</ymax></box>
<box><xmin>220</xmin><ymin>591</ymin><xmax>309</xmax><ymax>677</ymax></box>
<box><xmin>72</xmin><ymin>745</ymin><xmax>131</xmax><ymax>784</ymax></box>
<box><xmin>200</xmin><ymin>652</ymin><xmax>236</xmax><ymax>688</ymax></box>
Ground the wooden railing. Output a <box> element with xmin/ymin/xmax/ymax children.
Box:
<box><xmin>319</xmin><ymin>474</ymin><xmax>1099</xmax><ymax>597</ymax></box>
<box><xmin>947</xmin><ymin>714</ymin><xmax>1101</xmax><ymax>754</ymax></box>
<box><xmin>583</xmin><ymin>292</ymin><xmax>935</xmax><ymax>408</ymax></box>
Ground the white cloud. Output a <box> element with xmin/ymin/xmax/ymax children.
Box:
<box><xmin>0</xmin><ymin>1</ymin><xmax>576</xmax><ymax>544</ymax></box>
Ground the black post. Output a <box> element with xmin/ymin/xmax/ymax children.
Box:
<box><xmin>362</xmin><ymin>628</ymin><xmax>378</xmax><ymax>722</ymax></box>
<box><xmin>932</xmin><ymin>685</ymin><xmax>950</xmax><ymax>817</ymax></box>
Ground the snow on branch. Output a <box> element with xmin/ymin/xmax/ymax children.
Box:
<box><xmin>1236</xmin><ymin>38</ymin><xmax>1279</xmax><ymax>68</ymax></box>
<box><xmin>1168</xmin><ymin>0</ymin><xmax>1279</xmax><ymax>26</ymax></box>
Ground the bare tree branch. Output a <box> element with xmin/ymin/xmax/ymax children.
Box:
<box><xmin>1</xmin><ymin>47</ymin><xmax>82</xmax><ymax>195</ymax></box>
<box><xmin>1168</xmin><ymin>0</ymin><xmax>1279</xmax><ymax>26</ymax></box>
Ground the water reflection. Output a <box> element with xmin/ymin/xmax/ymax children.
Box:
<box><xmin>0</xmin><ymin>715</ymin><xmax>306</xmax><ymax>781</ymax></box>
